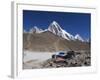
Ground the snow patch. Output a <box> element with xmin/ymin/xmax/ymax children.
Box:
<box><xmin>75</xmin><ymin>34</ymin><xmax>84</xmax><ymax>42</ymax></box>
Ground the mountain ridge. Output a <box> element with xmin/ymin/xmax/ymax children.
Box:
<box><xmin>24</xmin><ymin>21</ymin><xmax>87</xmax><ymax>42</ymax></box>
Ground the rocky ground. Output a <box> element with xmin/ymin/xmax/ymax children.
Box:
<box><xmin>42</xmin><ymin>51</ymin><xmax>90</xmax><ymax>68</ymax></box>
<box><xmin>23</xmin><ymin>51</ymin><xmax>91</xmax><ymax>69</ymax></box>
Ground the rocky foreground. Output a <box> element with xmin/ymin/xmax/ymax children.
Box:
<box><xmin>42</xmin><ymin>51</ymin><xmax>90</xmax><ymax>68</ymax></box>
<box><xmin>23</xmin><ymin>51</ymin><xmax>90</xmax><ymax>69</ymax></box>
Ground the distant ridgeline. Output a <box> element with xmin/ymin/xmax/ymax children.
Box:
<box><xmin>23</xmin><ymin>21</ymin><xmax>90</xmax><ymax>52</ymax></box>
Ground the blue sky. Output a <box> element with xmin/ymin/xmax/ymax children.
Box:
<box><xmin>23</xmin><ymin>10</ymin><xmax>91</xmax><ymax>40</ymax></box>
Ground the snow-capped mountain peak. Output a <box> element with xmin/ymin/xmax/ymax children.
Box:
<box><xmin>48</xmin><ymin>21</ymin><xmax>62</xmax><ymax>33</ymax></box>
<box><xmin>29</xmin><ymin>27</ymin><xmax>35</xmax><ymax>33</ymax></box>
<box><xmin>26</xmin><ymin>21</ymin><xmax>85</xmax><ymax>42</ymax></box>
<box><xmin>29</xmin><ymin>26</ymin><xmax>43</xmax><ymax>33</ymax></box>
<box><xmin>62</xmin><ymin>30</ymin><xmax>75</xmax><ymax>40</ymax></box>
<box><xmin>48</xmin><ymin>21</ymin><xmax>75</xmax><ymax>40</ymax></box>
<box><xmin>75</xmin><ymin>34</ymin><xmax>84</xmax><ymax>42</ymax></box>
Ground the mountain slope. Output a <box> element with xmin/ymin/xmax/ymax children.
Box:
<box><xmin>23</xmin><ymin>31</ymin><xmax>90</xmax><ymax>52</ymax></box>
<box><xmin>23</xmin><ymin>31</ymin><xmax>70</xmax><ymax>52</ymax></box>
